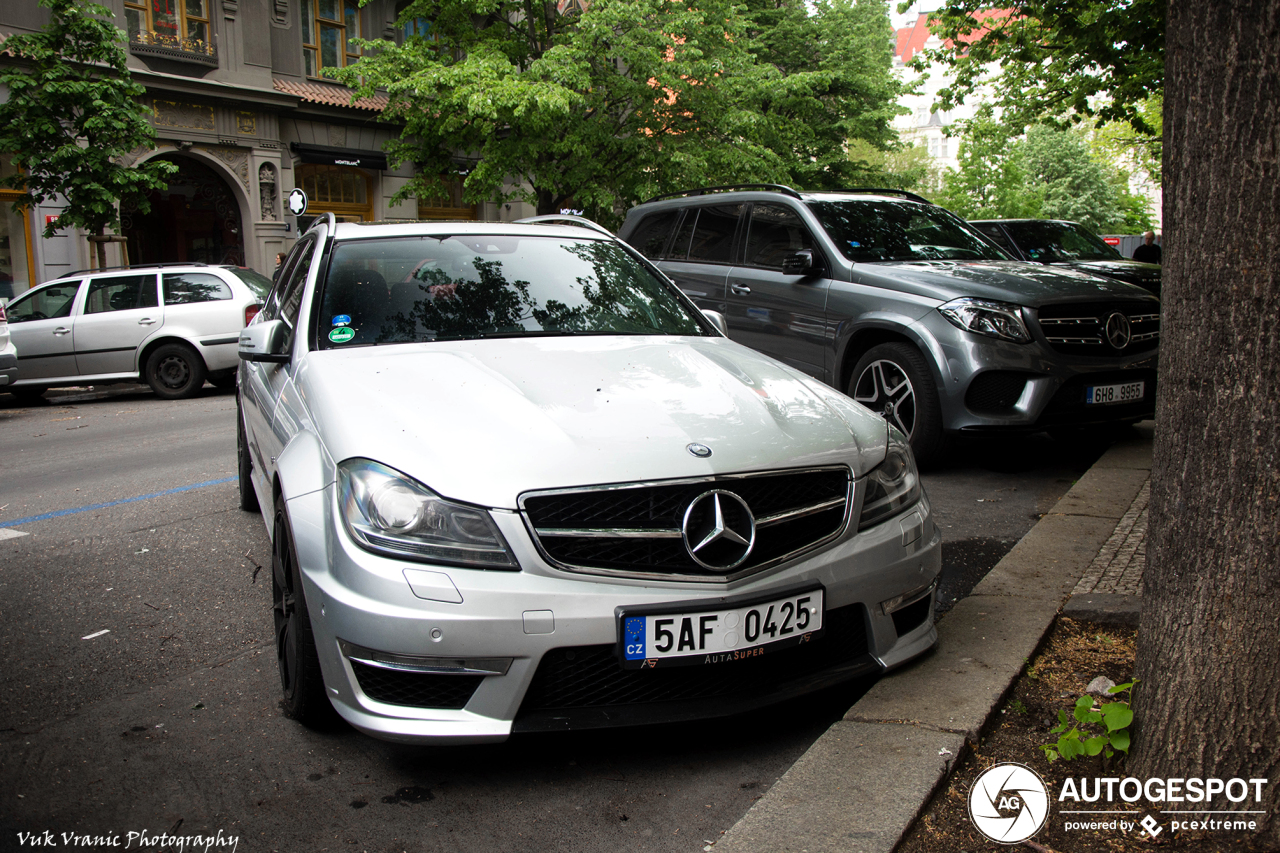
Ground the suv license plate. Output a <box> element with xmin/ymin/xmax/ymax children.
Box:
<box><xmin>1085</xmin><ymin>380</ymin><xmax>1144</xmax><ymax>405</ymax></box>
<box><xmin>620</xmin><ymin>588</ymin><xmax>824</xmax><ymax>669</ymax></box>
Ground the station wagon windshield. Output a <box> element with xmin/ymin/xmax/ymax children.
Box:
<box><xmin>317</xmin><ymin>235</ymin><xmax>707</xmax><ymax>347</ymax></box>
<box><xmin>807</xmin><ymin>200</ymin><xmax>1011</xmax><ymax>263</ymax></box>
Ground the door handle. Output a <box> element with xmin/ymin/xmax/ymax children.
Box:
<box><xmin>730</xmin><ymin>283</ymin><xmax>751</xmax><ymax>295</ymax></box>
<box><xmin>53</xmin><ymin>327</ymin><xmax>71</xmax><ymax>336</ymax></box>
<box><xmin>138</xmin><ymin>318</ymin><xmax>156</xmax><ymax>325</ymax></box>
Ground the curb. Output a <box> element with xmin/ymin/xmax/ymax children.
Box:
<box><xmin>714</xmin><ymin>425</ymin><xmax>1154</xmax><ymax>853</ymax></box>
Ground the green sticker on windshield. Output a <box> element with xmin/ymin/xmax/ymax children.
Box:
<box><xmin>329</xmin><ymin>326</ymin><xmax>355</xmax><ymax>344</ymax></box>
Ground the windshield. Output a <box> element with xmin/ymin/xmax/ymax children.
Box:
<box><xmin>807</xmin><ymin>200</ymin><xmax>1011</xmax><ymax>262</ymax></box>
<box><xmin>1001</xmin><ymin>221</ymin><xmax>1124</xmax><ymax>262</ymax></box>
<box><xmin>316</xmin><ymin>235</ymin><xmax>708</xmax><ymax>348</ymax></box>
<box><xmin>224</xmin><ymin>266</ymin><xmax>273</xmax><ymax>299</ymax></box>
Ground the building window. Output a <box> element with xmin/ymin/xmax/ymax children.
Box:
<box><xmin>417</xmin><ymin>174</ymin><xmax>477</xmax><ymax>221</ymax></box>
<box><xmin>0</xmin><ymin>155</ymin><xmax>35</xmax><ymax>301</ymax></box>
<box><xmin>296</xmin><ymin>165</ymin><xmax>373</xmax><ymax>224</ymax></box>
<box><xmin>124</xmin><ymin>0</ymin><xmax>216</xmax><ymax>60</ymax></box>
<box><xmin>302</xmin><ymin>0</ymin><xmax>362</xmax><ymax>77</ymax></box>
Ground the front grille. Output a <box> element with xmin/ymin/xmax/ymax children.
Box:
<box><xmin>516</xmin><ymin>603</ymin><xmax>871</xmax><ymax>719</ymax></box>
<box><xmin>351</xmin><ymin>661</ymin><xmax>483</xmax><ymax>709</ymax></box>
<box><xmin>522</xmin><ymin>468</ymin><xmax>851</xmax><ymax>581</ymax></box>
<box><xmin>965</xmin><ymin>371</ymin><xmax>1029</xmax><ymax>414</ymax></box>
<box><xmin>1035</xmin><ymin>301</ymin><xmax>1160</xmax><ymax>356</ymax></box>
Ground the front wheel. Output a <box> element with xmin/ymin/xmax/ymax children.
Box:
<box><xmin>272</xmin><ymin>494</ymin><xmax>335</xmax><ymax>726</ymax></box>
<box><xmin>237</xmin><ymin>398</ymin><xmax>259</xmax><ymax>513</ymax></box>
<box><xmin>850</xmin><ymin>342</ymin><xmax>947</xmax><ymax>467</ymax></box>
<box><xmin>9</xmin><ymin>386</ymin><xmax>48</xmax><ymax>405</ymax></box>
<box><xmin>145</xmin><ymin>343</ymin><xmax>207</xmax><ymax>399</ymax></box>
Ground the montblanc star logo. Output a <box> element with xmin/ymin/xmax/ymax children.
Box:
<box><xmin>681</xmin><ymin>490</ymin><xmax>756</xmax><ymax>571</ymax></box>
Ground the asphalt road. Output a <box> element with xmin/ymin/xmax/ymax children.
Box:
<box><xmin>0</xmin><ymin>383</ymin><xmax>1104</xmax><ymax>853</ymax></box>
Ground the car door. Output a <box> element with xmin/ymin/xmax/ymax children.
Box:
<box><xmin>73</xmin><ymin>273</ymin><xmax>163</xmax><ymax>377</ymax></box>
<box><xmin>241</xmin><ymin>235</ymin><xmax>317</xmax><ymax>484</ymax></box>
<box><xmin>5</xmin><ymin>279</ymin><xmax>84</xmax><ymax>381</ymax></box>
<box><xmin>724</xmin><ymin>203</ymin><xmax>830</xmax><ymax>378</ymax></box>
<box><xmin>655</xmin><ymin>204</ymin><xmax>742</xmax><ymax>313</ymax></box>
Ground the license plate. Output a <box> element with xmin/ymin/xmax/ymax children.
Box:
<box><xmin>619</xmin><ymin>588</ymin><xmax>824</xmax><ymax>669</ymax></box>
<box><xmin>1085</xmin><ymin>380</ymin><xmax>1144</xmax><ymax>405</ymax></box>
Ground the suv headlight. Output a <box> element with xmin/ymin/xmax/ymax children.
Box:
<box><xmin>337</xmin><ymin>458</ymin><xmax>517</xmax><ymax>568</ymax></box>
<box><xmin>938</xmin><ymin>297</ymin><xmax>1031</xmax><ymax>343</ymax></box>
<box><xmin>859</xmin><ymin>429</ymin><xmax>922</xmax><ymax>530</ymax></box>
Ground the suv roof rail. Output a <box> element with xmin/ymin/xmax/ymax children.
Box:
<box><xmin>56</xmin><ymin>261</ymin><xmax>212</xmax><ymax>278</ymax></box>
<box><xmin>641</xmin><ymin>184</ymin><xmax>802</xmax><ymax>204</ymax></box>
<box><xmin>305</xmin><ymin>212</ymin><xmax>337</xmax><ymax>236</ymax></box>
<box><xmin>513</xmin><ymin>214</ymin><xmax>615</xmax><ymax>239</ymax></box>
<box><xmin>832</xmin><ymin>187</ymin><xmax>935</xmax><ymax>205</ymax></box>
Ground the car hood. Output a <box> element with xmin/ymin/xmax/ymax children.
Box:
<box><xmin>856</xmin><ymin>260</ymin><xmax>1154</xmax><ymax>307</ymax></box>
<box><xmin>1053</xmin><ymin>260</ymin><xmax>1161</xmax><ymax>291</ymax></box>
<box><xmin>298</xmin><ymin>336</ymin><xmax>888</xmax><ymax>508</ymax></box>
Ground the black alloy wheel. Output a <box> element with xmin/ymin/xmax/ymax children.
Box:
<box><xmin>272</xmin><ymin>494</ymin><xmax>333</xmax><ymax>725</ymax></box>
<box><xmin>236</xmin><ymin>396</ymin><xmax>259</xmax><ymax>512</ymax></box>
<box><xmin>850</xmin><ymin>342</ymin><xmax>946</xmax><ymax>467</ymax></box>
<box><xmin>145</xmin><ymin>342</ymin><xmax>207</xmax><ymax>399</ymax></box>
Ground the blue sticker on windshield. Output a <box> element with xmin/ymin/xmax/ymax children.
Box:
<box><xmin>332</xmin><ymin>314</ymin><xmax>351</xmax><ymax>326</ymax></box>
<box><xmin>848</xmin><ymin>241</ymin><xmax>862</xmax><ymax>248</ymax></box>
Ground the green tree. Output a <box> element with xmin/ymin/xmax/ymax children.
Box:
<box><xmin>933</xmin><ymin>105</ymin><xmax>1038</xmax><ymax>218</ymax></box>
<box><xmin>1019</xmin><ymin>124</ymin><xmax>1123</xmax><ymax>232</ymax></box>
<box><xmin>845</xmin><ymin>138</ymin><xmax>940</xmax><ymax>196</ymax></box>
<box><xmin>1092</xmin><ymin>93</ymin><xmax>1162</xmax><ymax>184</ymax></box>
<box><xmin>906</xmin><ymin>0</ymin><xmax>1164</xmax><ymax>134</ymax></box>
<box><xmin>0</xmin><ymin>0</ymin><xmax>176</xmax><ymax>269</ymax></box>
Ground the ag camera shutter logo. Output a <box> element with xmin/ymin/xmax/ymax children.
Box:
<box><xmin>968</xmin><ymin>762</ymin><xmax>1050</xmax><ymax>844</ymax></box>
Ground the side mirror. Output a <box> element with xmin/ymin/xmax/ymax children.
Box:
<box><xmin>782</xmin><ymin>249</ymin><xmax>818</xmax><ymax>275</ymax></box>
<box><xmin>701</xmin><ymin>309</ymin><xmax>729</xmax><ymax>336</ymax></box>
<box><xmin>238</xmin><ymin>318</ymin><xmax>290</xmax><ymax>363</ymax></box>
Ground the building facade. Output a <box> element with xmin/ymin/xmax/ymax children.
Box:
<box><xmin>0</xmin><ymin>0</ymin><xmax>531</xmax><ymax>298</ymax></box>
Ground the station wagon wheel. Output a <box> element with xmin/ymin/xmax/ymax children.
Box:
<box><xmin>272</xmin><ymin>494</ymin><xmax>334</xmax><ymax>725</ymax></box>
<box><xmin>145</xmin><ymin>342</ymin><xmax>207</xmax><ymax>400</ymax></box>
<box><xmin>850</xmin><ymin>342</ymin><xmax>946</xmax><ymax>467</ymax></box>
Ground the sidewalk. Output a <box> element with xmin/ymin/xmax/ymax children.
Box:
<box><xmin>716</xmin><ymin>423</ymin><xmax>1154</xmax><ymax>853</ymax></box>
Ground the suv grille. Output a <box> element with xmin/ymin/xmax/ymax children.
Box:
<box><xmin>1035</xmin><ymin>302</ymin><xmax>1159</xmax><ymax>356</ymax></box>
<box><xmin>521</xmin><ymin>468</ymin><xmax>851</xmax><ymax>581</ymax></box>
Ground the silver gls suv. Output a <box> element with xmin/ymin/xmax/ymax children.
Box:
<box><xmin>617</xmin><ymin>186</ymin><xmax>1160</xmax><ymax>466</ymax></box>
<box><xmin>238</xmin><ymin>214</ymin><xmax>941</xmax><ymax>744</ymax></box>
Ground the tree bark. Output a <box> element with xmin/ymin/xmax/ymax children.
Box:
<box><xmin>1131</xmin><ymin>0</ymin><xmax>1280</xmax><ymax>844</ymax></box>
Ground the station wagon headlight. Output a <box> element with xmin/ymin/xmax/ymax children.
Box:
<box><xmin>938</xmin><ymin>297</ymin><xmax>1031</xmax><ymax>343</ymax></box>
<box><xmin>338</xmin><ymin>459</ymin><xmax>517</xmax><ymax>569</ymax></box>
<box><xmin>859</xmin><ymin>430</ymin><xmax>921</xmax><ymax>530</ymax></box>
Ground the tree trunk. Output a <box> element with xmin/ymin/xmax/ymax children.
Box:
<box><xmin>536</xmin><ymin>187</ymin><xmax>557</xmax><ymax>216</ymax></box>
<box><xmin>1131</xmin><ymin>0</ymin><xmax>1280</xmax><ymax>844</ymax></box>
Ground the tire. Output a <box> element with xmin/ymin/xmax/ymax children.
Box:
<box><xmin>9</xmin><ymin>386</ymin><xmax>47</xmax><ymax>404</ymax></box>
<box><xmin>272</xmin><ymin>493</ymin><xmax>334</xmax><ymax>726</ymax></box>
<box><xmin>145</xmin><ymin>342</ymin><xmax>207</xmax><ymax>400</ymax></box>
<box><xmin>209</xmin><ymin>372</ymin><xmax>237</xmax><ymax>390</ymax></box>
<box><xmin>850</xmin><ymin>342</ymin><xmax>947</xmax><ymax>467</ymax></box>
<box><xmin>237</xmin><ymin>397</ymin><xmax>259</xmax><ymax>513</ymax></box>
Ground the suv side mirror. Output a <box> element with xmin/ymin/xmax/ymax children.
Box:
<box><xmin>782</xmin><ymin>249</ymin><xmax>818</xmax><ymax>275</ymax></box>
<box><xmin>701</xmin><ymin>309</ymin><xmax>729</xmax><ymax>336</ymax></box>
<box><xmin>239</xmin><ymin>319</ymin><xmax>290</xmax><ymax>363</ymax></box>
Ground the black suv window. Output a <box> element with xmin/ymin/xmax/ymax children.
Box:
<box><xmin>84</xmin><ymin>274</ymin><xmax>159</xmax><ymax>314</ymax></box>
<box><xmin>628</xmin><ymin>211</ymin><xmax>680</xmax><ymax>259</ymax></box>
<box><xmin>1002</xmin><ymin>221</ymin><xmax>1122</xmax><ymax>262</ymax></box>
<box><xmin>687</xmin><ymin>204</ymin><xmax>742</xmax><ymax>263</ymax></box>
<box><xmin>807</xmin><ymin>200</ymin><xmax>1006</xmax><ymax>262</ymax></box>
<box><xmin>973</xmin><ymin>224</ymin><xmax>1016</xmax><ymax>252</ymax></box>
<box><xmin>744</xmin><ymin>204</ymin><xmax>815</xmax><ymax>269</ymax></box>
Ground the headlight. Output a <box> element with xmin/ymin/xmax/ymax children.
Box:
<box><xmin>337</xmin><ymin>458</ymin><xmax>517</xmax><ymax>569</ymax></box>
<box><xmin>938</xmin><ymin>297</ymin><xmax>1031</xmax><ymax>343</ymax></box>
<box><xmin>859</xmin><ymin>429</ymin><xmax>922</xmax><ymax>530</ymax></box>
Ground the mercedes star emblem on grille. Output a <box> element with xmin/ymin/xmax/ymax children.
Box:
<box><xmin>681</xmin><ymin>490</ymin><xmax>756</xmax><ymax>571</ymax></box>
<box><xmin>686</xmin><ymin>443</ymin><xmax>713</xmax><ymax>458</ymax></box>
<box><xmin>1104</xmin><ymin>311</ymin><xmax>1132</xmax><ymax>350</ymax></box>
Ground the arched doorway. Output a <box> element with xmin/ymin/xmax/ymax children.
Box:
<box><xmin>123</xmin><ymin>154</ymin><xmax>245</xmax><ymax>266</ymax></box>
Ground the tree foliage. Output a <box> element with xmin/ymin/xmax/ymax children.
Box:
<box><xmin>335</xmin><ymin>0</ymin><xmax>902</xmax><ymax>223</ymax></box>
<box><xmin>933</xmin><ymin>105</ymin><xmax>1037</xmax><ymax>219</ymax></box>
<box><xmin>906</xmin><ymin>0</ymin><xmax>1164</xmax><ymax>135</ymax></box>
<box><xmin>0</xmin><ymin>0</ymin><xmax>175</xmax><ymax>266</ymax></box>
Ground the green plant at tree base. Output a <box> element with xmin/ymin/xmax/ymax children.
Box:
<box><xmin>1042</xmin><ymin>680</ymin><xmax>1138</xmax><ymax>763</ymax></box>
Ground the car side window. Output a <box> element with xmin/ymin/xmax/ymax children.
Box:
<box><xmin>260</xmin><ymin>238</ymin><xmax>314</xmax><ymax>324</ymax></box>
<box><xmin>272</xmin><ymin>238</ymin><xmax>316</xmax><ymax>352</ymax></box>
<box><xmin>162</xmin><ymin>273</ymin><xmax>232</xmax><ymax>304</ymax></box>
<box><xmin>667</xmin><ymin>210</ymin><xmax>698</xmax><ymax>260</ymax></box>
<box><xmin>6</xmin><ymin>283</ymin><xmax>79</xmax><ymax>322</ymax></box>
<box><xmin>629</xmin><ymin>211</ymin><xmax>680</xmax><ymax>259</ymax></box>
<box><xmin>84</xmin><ymin>274</ymin><xmax>159</xmax><ymax>314</ymax></box>
<box><xmin>687</xmin><ymin>204</ymin><xmax>743</xmax><ymax>263</ymax></box>
<box><xmin>744</xmin><ymin>205</ymin><xmax>815</xmax><ymax>269</ymax></box>
<box><xmin>974</xmin><ymin>224</ymin><xmax>1015</xmax><ymax>252</ymax></box>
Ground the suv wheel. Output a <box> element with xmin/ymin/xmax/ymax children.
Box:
<box><xmin>272</xmin><ymin>493</ymin><xmax>334</xmax><ymax>725</ymax></box>
<box><xmin>145</xmin><ymin>343</ymin><xmax>207</xmax><ymax>399</ymax></box>
<box><xmin>851</xmin><ymin>342</ymin><xmax>946</xmax><ymax>466</ymax></box>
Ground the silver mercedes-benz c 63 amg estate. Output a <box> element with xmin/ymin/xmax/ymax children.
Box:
<box><xmin>237</xmin><ymin>214</ymin><xmax>941</xmax><ymax>744</ymax></box>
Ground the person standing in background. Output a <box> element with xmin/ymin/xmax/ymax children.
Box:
<box><xmin>272</xmin><ymin>252</ymin><xmax>287</xmax><ymax>282</ymax></box>
<box><xmin>1133</xmin><ymin>231</ymin><xmax>1162</xmax><ymax>264</ymax></box>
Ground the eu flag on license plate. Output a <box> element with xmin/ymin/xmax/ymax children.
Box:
<box><xmin>623</xmin><ymin>616</ymin><xmax>646</xmax><ymax>661</ymax></box>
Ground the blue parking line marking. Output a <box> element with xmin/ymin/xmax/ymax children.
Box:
<box><xmin>0</xmin><ymin>477</ymin><xmax>237</xmax><ymax>528</ymax></box>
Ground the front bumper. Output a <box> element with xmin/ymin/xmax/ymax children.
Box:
<box><xmin>285</xmin><ymin>480</ymin><xmax>942</xmax><ymax>744</ymax></box>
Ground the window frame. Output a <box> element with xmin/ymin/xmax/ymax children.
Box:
<box><xmin>302</xmin><ymin>0</ymin><xmax>363</xmax><ymax>78</ymax></box>
<box><xmin>742</xmin><ymin>203</ymin><xmax>818</xmax><ymax>271</ymax></box>
<box><xmin>123</xmin><ymin>0</ymin><xmax>213</xmax><ymax>53</ymax></box>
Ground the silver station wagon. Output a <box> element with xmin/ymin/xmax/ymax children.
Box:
<box><xmin>4</xmin><ymin>263</ymin><xmax>270</xmax><ymax>401</ymax></box>
<box><xmin>238</xmin><ymin>215</ymin><xmax>941</xmax><ymax>744</ymax></box>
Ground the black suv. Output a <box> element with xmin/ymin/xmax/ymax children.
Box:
<box><xmin>969</xmin><ymin>219</ymin><xmax>1161</xmax><ymax>297</ymax></box>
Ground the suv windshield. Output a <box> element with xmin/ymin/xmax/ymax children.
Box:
<box><xmin>1001</xmin><ymin>221</ymin><xmax>1123</xmax><ymax>262</ymax></box>
<box><xmin>317</xmin><ymin>234</ymin><xmax>707</xmax><ymax>348</ymax></box>
<box><xmin>807</xmin><ymin>200</ymin><xmax>1009</xmax><ymax>263</ymax></box>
